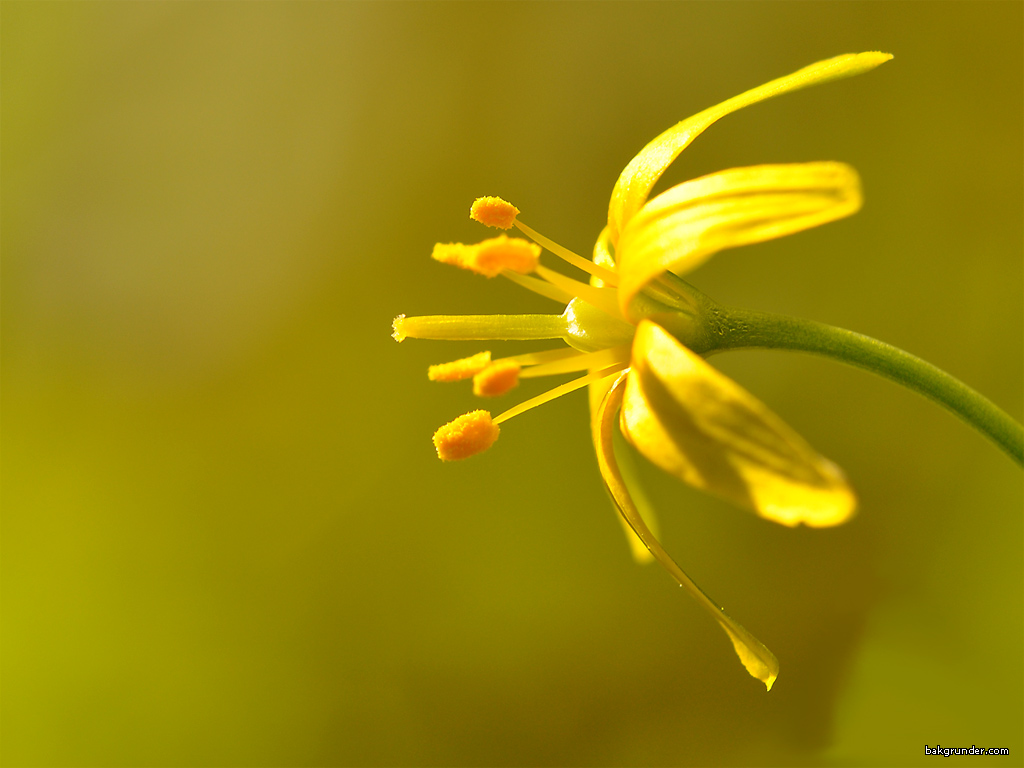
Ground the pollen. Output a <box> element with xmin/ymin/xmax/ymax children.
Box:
<box><xmin>432</xmin><ymin>236</ymin><xmax>540</xmax><ymax>278</ymax></box>
<box><xmin>470</xmin><ymin>196</ymin><xmax>520</xmax><ymax>229</ymax></box>
<box><xmin>465</xmin><ymin>236</ymin><xmax>540</xmax><ymax>277</ymax></box>
<box><xmin>428</xmin><ymin>351</ymin><xmax>492</xmax><ymax>382</ymax></box>
<box><xmin>433</xmin><ymin>410</ymin><xmax>500</xmax><ymax>461</ymax></box>
<box><xmin>431</xmin><ymin>242</ymin><xmax>471</xmax><ymax>268</ymax></box>
<box><xmin>473</xmin><ymin>360</ymin><xmax>521</xmax><ymax>397</ymax></box>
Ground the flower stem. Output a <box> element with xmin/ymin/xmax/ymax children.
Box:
<box><xmin>701</xmin><ymin>306</ymin><xmax>1023</xmax><ymax>466</ymax></box>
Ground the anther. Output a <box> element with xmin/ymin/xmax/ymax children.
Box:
<box><xmin>431</xmin><ymin>242</ymin><xmax>471</xmax><ymax>268</ymax></box>
<box><xmin>432</xmin><ymin>236</ymin><xmax>540</xmax><ymax>278</ymax></box>
<box><xmin>428</xmin><ymin>351</ymin><xmax>492</xmax><ymax>382</ymax></box>
<box><xmin>471</xmin><ymin>196</ymin><xmax>520</xmax><ymax>229</ymax></box>
<box><xmin>473</xmin><ymin>361</ymin><xmax>521</xmax><ymax>397</ymax></box>
<box><xmin>433</xmin><ymin>410</ymin><xmax>500</xmax><ymax>461</ymax></box>
<box><xmin>468</xmin><ymin>236</ymin><xmax>539</xmax><ymax>277</ymax></box>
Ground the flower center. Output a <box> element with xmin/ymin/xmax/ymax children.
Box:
<box><xmin>395</xmin><ymin>196</ymin><xmax>637</xmax><ymax>460</ymax></box>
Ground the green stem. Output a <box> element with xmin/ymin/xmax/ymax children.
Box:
<box><xmin>700</xmin><ymin>305</ymin><xmax>1023</xmax><ymax>466</ymax></box>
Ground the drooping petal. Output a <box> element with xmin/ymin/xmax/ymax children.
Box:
<box><xmin>621</xmin><ymin>321</ymin><xmax>856</xmax><ymax>527</ymax></box>
<box><xmin>609</xmin><ymin>425</ymin><xmax>661</xmax><ymax>564</ymax></box>
<box><xmin>607</xmin><ymin>51</ymin><xmax>892</xmax><ymax>243</ymax></box>
<box><xmin>593</xmin><ymin>371</ymin><xmax>779</xmax><ymax>690</ymax></box>
<box><xmin>616</xmin><ymin>162</ymin><xmax>861</xmax><ymax>317</ymax></box>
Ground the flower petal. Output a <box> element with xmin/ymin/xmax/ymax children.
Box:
<box><xmin>621</xmin><ymin>321</ymin><xmax>856</xmax><ymax>527</ymax></box>
<box><xmin>614</xmin><ymin>419</ymin><xmax>662</xmax><ymax>564</ymax></box>
<box><xmin>593</xmin><ymin>371</ymin><xmax>779</xmax><ymax>690</ymax></box>
<box><xmin>607</xmin><ymin>52</ymin><xmax>892</xmax><ymax>243</ymax></box>
<box><xmin>616</xmin><ymin>162</ymin><xmax>861</xmax><ymax>318</ymax></box>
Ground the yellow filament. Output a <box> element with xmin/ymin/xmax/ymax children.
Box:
<box><xmin>519</xmin><ymin>345</ymin><xmax>631</xmax><ymax>379</ymax></box>
<box><xmin>515</xmin><ymin>219</ymin><xmax>620</xmax><ymax>286</ymax></box>
<box><xmin>428</xmin><ymin>351</ymin><xmax>492</xmax><ymax>382</ymax></box>
<box><xmin>493</xmin><ymin>364</ymin><xmax>627</xmax><ymax>425</ymax></box>
<box><xmin>501</xmin><ymin>270</ymin><xmax>576</xmax><ymax>304</ymax></box>
<box><xmin>535</xmin><ymin>265</ymin><xmax>622</xmax><ymax>318</ymax></box>
<box><xmin>500</xmin><ymin>347</ymin><xmax>583</xmax><ymax>367</ymax></box>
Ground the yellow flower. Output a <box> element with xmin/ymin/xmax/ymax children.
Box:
<box><xmin>393</xmin><ymin>52</ymin><xmax>892</xmax><ymax>690</ymax></box>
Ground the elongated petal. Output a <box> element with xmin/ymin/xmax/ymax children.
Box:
<box><xmin>621</xmin><ymin>321</ymin><xmax>856</xmax><ymax>527</ymax></box>
<box><xmin>617</xmin><ymin>162</ymin><xmax>861</xmax><ymax>317</ymax></box>
<box><xmin>607</xmin><ymin>52</ymin><xmax>892</xmax><ymax>243</ymax></box>
<box><xmin>593</xmin><ymin>372</ymin><xmax>779</xmax><ymax>690</ymax></box>
<box><xmin>586</xmin><ymin>353</ymin><xmax>655</xmax><ymax>563</ymax></box>
<box><xmin>586</xmin><ymin>228</ymin><xmax>659</xmax><ymax>562</ymax></box>
<box><xmin>613</xmin><ymin>422</ymin><xmax>662</xmax><ymax>564</ymax></box>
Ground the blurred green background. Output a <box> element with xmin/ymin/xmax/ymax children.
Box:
<box><xmin>2</xmin><ymin>2</ymin><xmax>1021</xmax><ymax>766</ymax></box>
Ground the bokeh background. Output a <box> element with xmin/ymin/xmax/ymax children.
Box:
<box><xmin>3</xmin><ymin>2</ymin><xmax>1021</xmax><ymax>766</ymax></box>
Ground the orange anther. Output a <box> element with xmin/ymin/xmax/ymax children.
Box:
<box><xmin>465</xmin><ymin>236</ymin><xmax>540</xmax><ymax>277</ymax></box>
<box><xmin>470</xmin><ymin>196</ymin><xmax>520</xmax><ymax>230</ymax></box>
<box><xmin>473</xmin><ymin>361</ymin><xmax>521</xmax><ymax>397</ymax></box>
<box><xmin>432</xmin><ymin>410</ymin><xmax>500</xmax><ymax>461</ymax></box>
<box><xmin>431</xmin><ymin>242</ymin><xmax>471</xmax><ymax>268</ymax></box>
<box><xmin>428</xmin><ymin>351</ymin><xmax>492</xmax><ymax>382</ymax></box>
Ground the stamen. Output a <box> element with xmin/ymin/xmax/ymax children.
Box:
<box><xmin>428</xmin><ymin>351</ymin><xmax>492</xmax><ymax>382</ymax></box>
<box><xmin>433</xmin><ymin>410</ymin><xmax>500</xmax><ymax>461</ymax></box>
<box><xmin>431</xmin><ymin>242</ymin><xmax>472</xmax><ymax>268</ymax></box>
<box><xmin>501</xmin><ymin>347</ymin><xmax>583</xmax><ymax>367</ymax></box>
<box><xmin>519</xmin><ymin>345</ymin><xmax>630</xmax><ymax>379</ymax></box>
<box><xmin>467</xmin><ymin>236</ymin><xmax>539</xmax><ymax>277</ymax></box>
<box><xmin>593</xmin><ymin>374</ymin><xmax>779</xmax><ymax>691</ymax></box>
<box><xmin>432</xmin><ymin>236</ymin><xmax>540</xmax><ymax>278</ymax></box>
<box><xmin>493</xmin><ymin>364</ymin><xmax>628</xmax><ymax>425</ymax></box>
<box><xmin>515</xmin><ymin>219</ymin><xmax>620</xmax><ymax>286</ymax></box>
<box><xmin>393</xmin><ymin>313</ymin><xmax>567</xmax><ymax>342</ymax></box>
<box><xmin>473</xmin><ymin>361</ymin><xmax>521</xmax><ymax>397</ymax></box>
<box><xmin>535</xmin><ymin>265</ymin><xmax>622</xmax><ymax>318</ymax></box>
<box><xmin>470</xmin><ymin>196</ymin><xmax>520</xmax><ymax>229</ymax></box>
<box><xmin>501</xmin><ymin>269</ymin><xmax>575</xmax><ymax>304</ymax></box>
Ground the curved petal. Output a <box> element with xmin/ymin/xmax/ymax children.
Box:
<box><xmin>590</xmin><ymin>225</ymin><xmax>616</xmax><ymax>287</ymax></box>
<box><xmin>621</xmin><ymin>321</ymin><xmax>856</xmax><ymax>527</ymax></box>
<box><xmin>593</xmin><ymin>371</ymin><xmax>779</xmax><ymax>690</ymax></box>
<box><xmin>607</xmin><ymin>52</ymin><xmax>892</xmax><ymax>243</ymax></box>
<box><xmin>612</xmin><ymin>416</ymin><xmax>663</xmax><ymax>564</ymax></box>
<box><xmin>585</xmin><ymin>225</ymin><xmax>621</xmax><ymax>439</ymax></box>
<box><xmin>616</xmin><ymin>162</ymin><xmax>861</xmax><ymax>317</ymax></box>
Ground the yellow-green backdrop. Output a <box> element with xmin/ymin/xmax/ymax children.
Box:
<box><xmin>3</xmin><ymin>2</ymin><xmax>1021</xmax><ymax>766</ymax></box>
